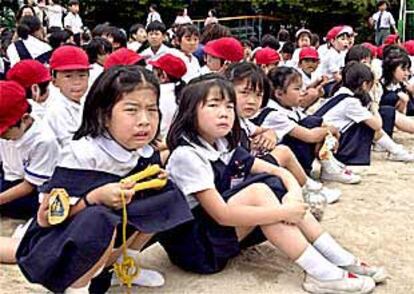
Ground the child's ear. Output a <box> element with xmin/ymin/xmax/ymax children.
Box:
<box><xmin>275</xmin><ymin>89</ymin><xmax>284</xmax><ymax>98</ymax></box>
<box><xmin>21</xmin><ymin>113</ymin><xmax>33</xmax><ymax>125</ymax></box>
<box><xmin>31</xmin><ymin>84</ymin><xmax>40</xmax><ymax>100</ymax></box>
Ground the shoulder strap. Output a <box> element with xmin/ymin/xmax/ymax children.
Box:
<box><xmin>249</xmin><ymin>107</ymin><xmax>276</xmax><ymax>126</ymax></box>
<box><xmin>313</xmin><ymin>94</ymin><xmax>350</xmax><ymax>117</ymax></box>
<box><xmin>14</xmin><ymin>40</ymin><xmax>33</xmax><ymax>61</ymax></box>
<box><xmin>35</xmin><ymin>50</ymin><xmax>51</xmax><ymax>64</ymax></box>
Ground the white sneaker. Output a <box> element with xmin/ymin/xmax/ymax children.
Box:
<box><xmin>319</xmin><ymin>186</ymin><xmax>341</xmax><ymax>204</ymax></box>
<box><xmin>388</xmin><ymin>147</ymin><xmax>414</xmax><ymax>162</ymax></box>
<box><xmin>321</xmin><ymin>167</ymin><xmax>361</xmax><ymax>184</ymax></box>
<box><xmin>111</xmin><ymin>268</ymin><xmax>165</xmax><ymax>287</ymax></box>
<box><xmin>342</xmin><ymin>260</ymin><xmax>388</xmax><ymax>284</ymax></box>
<box><xmin>302</xmin><ymin>272</ymin><xmax>375</xmax><ymax>294</ymax></box>
<box><xmin>372</xmin><ymin>143</ymin><xmax>386</xmax><ymax>152</ymax></box>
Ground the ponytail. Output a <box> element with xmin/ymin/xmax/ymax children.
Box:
<box><xmin>17</xmin><ymin>16</ymin><xmax>41</xmax><ymax>40</ymax></box>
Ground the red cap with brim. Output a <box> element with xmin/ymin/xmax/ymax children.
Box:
<box><xmin>254</xmin><ymin>47</ymin><xmax>281</xmax><ymax>65</ymax></box>
<box><xmin>204</xmin><ymin>37</ymin><xmax>244</xmax><ymax>62</ymax></box>
<box><xmin>299</xmin><ymin>47</ymin><xmax>319</xmax><ymax>60</ymax></box>
<box><xmin>148</xmin><ymin>53</ymin><xmax>187</xmax><ymax>79</ymax></box>
<box><xmin>104</xmin><ymin>48</ymin><xmax>144</xmax><ymax>70</ymax></box>
<box><xmin>50</xmin><ymin>45</ymin><xmax>90</xmax><ymax>71</ymax></box>
<box><xmin>0</xmin><ymin>81</ymin><xmax>29</xmax><ymax>135</ymax></box>
<box><xmin>7</xmin><ymin>60</ymin><xmax>51</xmax><ymax>88</ymax></box>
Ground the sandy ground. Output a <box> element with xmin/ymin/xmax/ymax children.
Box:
<box><xmin>1</xmin><ymin>131</ymin><xmax>413</xmax><ymax>294</ymax></box>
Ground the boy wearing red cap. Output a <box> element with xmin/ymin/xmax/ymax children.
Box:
<box><xmin>44</xmin><ymin>45</ymin><xmax>90</xmax><ymax>147</ymax></box>
<box><xmin>253</xmin><ymin>47</ymin><xmax>281</xmax><ymax>74</ymax></box>
<box><xmin>0</xmin><ymin>81</ymin><xmax>59</xmax><ymax>219</ymax></box>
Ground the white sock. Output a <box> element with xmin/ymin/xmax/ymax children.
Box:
<box><xmin>64</xmin><ymin>282</ymin><xmax>90</xmax><ymax>294</ymax></box>
<box><xmin>376</xmin><ymin>134</ymin><xmax>401</xmax><ymax>154</ymax></box>
<box><xmin>305</xmin><ymin>177</ymin><xmax>323</xmax><ymax>191</ymax></box>
<box><xmin>313</xmin><ymin>232</ymin><xmax>356</xmax><ymax>266</ymax></box>
<box><xmin>295</xmin><ymin>245</ymin><xmax>344</xmax><ymax>281</ymax></box>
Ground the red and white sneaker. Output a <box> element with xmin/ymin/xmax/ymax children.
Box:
<box><xmin>342</xmin><ymin>261</ymin><xmax>388</xmax><ymax>284</ymax></box>
<box><xmin>303</xmin><ymin>272</ymin><xmax>375</xmax><ymax>294</ymax></box>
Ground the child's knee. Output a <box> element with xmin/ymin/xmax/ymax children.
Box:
<box><xmin>272</xmin><ymin>145</ymin><xmax>294</xmax><ymax>166</ymax></box>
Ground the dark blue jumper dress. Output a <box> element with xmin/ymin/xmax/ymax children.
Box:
<box><xmin>14</xmin><ymin>40</ymin><xmax>51</xmax><ymax>64</ymax></box>
<box><xmin>380</xmin><ymin>83</ymin><xmax>414</xmax><ymax>116</ymax></box>
<box><xmin>158</xmin><ymin>142</ymin><xmax>287</xmax><ymax>274</ymax></box>
<box><xmin>16</xmin><ymin>152</ymin><xmax>193</xmax><ymax>293</ymax></box>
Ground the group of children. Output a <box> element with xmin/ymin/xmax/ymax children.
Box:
<box><xmin>2</xmin><ymin>5</ymin><xmax>414</xmax><ymax>293</ymax></box>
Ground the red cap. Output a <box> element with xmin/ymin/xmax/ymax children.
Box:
<box><xmin>377</xmin><ymin>44</ymin><xmax>386</xmax><ymax>59</ymax></box>
<box><xmin>384</xmin><ymin>34</ymin><xmax>399</xmax><ymax>45</ymax></box>
<box><xmin>254</xmin><ymin>47</ymin><xmax>280</xmax><ymax>65</ymax></box>
<box><xmin>6</xmin><ymin>60</ymin><xmax>51</xmax><ymax>89</ymax></box>
<box><xmin>148</xmin><ymin>53</ymin><xmax>187</xmax><ymax>79</ymax></box>
<box><xmin>404</xmin><ymin>40</ymin><xmax>414</xmax><ymax>56</ymax></box>
<box><xmin>299</xmin><ymin>47</ymin><xmax>319</xmax><ymax>60</ymax></box>
<box><xmin>362</xmin><ymin>42</ymin><xmax>378</xmax><ymax>58</ymax></box>
<box><xmin>0</xmin><ymin>81</ymin><xmax>29</xmax><ymax>136</ymax></box>
<box><xmin>104</xmin><ymin>48</ymin><xmax>144</xmax><ymax>70</ymax></box>
<box><xmin>203</xmin><ymin>37</ymin><xmax>244</xmax><ymax>62</ymax></box>
<box><xmin>50</xmin><ymin>45</ymin><xmax>90</xmax><ymax>71</ymax></box>
<box><xmin>325</xmin><ymin>26</ymin><xmax>353</xmax><ymax>42</ymax></box>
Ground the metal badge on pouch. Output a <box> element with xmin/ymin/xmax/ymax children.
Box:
<box><xmin>48</xmin><ymin>188</ymin><xmax>70</xmax><ymax>225</ymax></box>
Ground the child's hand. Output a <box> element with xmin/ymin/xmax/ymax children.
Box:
<box><xmin>282</xmin><ymin>190</ymin><xmax>304</xmax><ymax>204</ymax></box>
<box><xmin>37</xmin><ymin>193</ymin><xmax>52</xmax><ymax>228</ymax></box>
<box><xmin>250</xmin><ymin>129</ymin><xmax>277</xmax><ymax>152</ymax></box>
<box><xmin>397</xmin><ymin>92</ymin><xmax>410</xmax><ymax>103</ymax></box>
<box><xmin>89</xmin><ymin>182</ymin><xmax>136</xmax><ymax>210</ymax></box>
<box><xmin>281</xmin><ymin>202</ymin><xmax>309</xmax><ymax>224</ymax></box>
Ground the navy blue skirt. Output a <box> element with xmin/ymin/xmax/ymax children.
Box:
<box><xmin>381</xmin><ymin>91</ymin><xmax>414</xmax><ymax>116</ymax></box>
<box><xmin>379</xmin><ymin>105</ymin><xmax>396</xmax><ymax>137</ymax></box>
<box><xmin>158</xmin><ymin>173</ymin><xmax>287</xmax><ymax>274</ymax></box>
<box><xmin>16</xmin><ymin>180</ymin><xmax>193</xmax><ymax>293</ymax></box>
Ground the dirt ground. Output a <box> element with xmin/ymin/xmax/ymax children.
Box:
<box><xmin>1</xmin><ymin>131</ymin><xmax>413</xmax><ymax>294</ymax></box>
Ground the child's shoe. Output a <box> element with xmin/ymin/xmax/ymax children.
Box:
<box><xmin>320</xmin><ymin>160</ymin><xmax>361</xmax><ymax>184</ymax></box>
<box><xmin>302</xmin><ymin>272</ymin><xmax>375</xmax><ymax>294</ymax></box>
<box><xmin>341</xmin><ymin>260</ymin><xmax>388</xmax><ymax>284</ymax></box>
<box><xmin>387</xmin><ymin>147</ymin><xmax>414</xmax><ymax>162</ymax></box>
<box><xmin>111</xmin><ymin>268</ymin><xmax>165</xmax><ymax>287</ymax></box>
<box><xmin>319</xmin><ymin>186</ymin><xmax>341</xmax><ymax>204</ymax></box>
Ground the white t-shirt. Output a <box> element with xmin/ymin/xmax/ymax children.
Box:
<box><xmin>13</xmin><ymin>119</ymin><xmax>59</xmax><ymax>186</ymax></box>
<box><xmin>0</xmin><ymin>140</ymin><xmax>24</xmax><ymax>182</ymax></box>
<box><xmin>64</xmin><ymin>12</ymin><xmax>83</xmax><ymax>34</ymax></box>
<box><xmin>6</xmin><ymin>35</ymin><xmax>52</xmax><ymax>67</ymax></box>
<box><xmin>319</xmin><ymin>87</ymin><xmax>373</xmax><ymax>132</ymax></box>
<box><xmin>159</xmin><ymin>83</ymin><xmax>177</xmax><ymax>138</ymax></box>
<box><xmin>146</xmin><ymin>11</ymin><xmax>162</xmax><ymax>26</ymax></box>
<box><xmin>167</xmin><ymin>136</ymin><xmax>234</xmax><ymax>209</ymax></box>
<box><xmin>315</xmin><ymin>47</ymin><xmax>344</xmax><ymax>80</ymax></box>
<box><xmin>174</xmin><ymin>15</ymin><xmax>192</xmax><ymax>25</ymax></box>
<box><xmin>127</xmin><ymin>41</ymin><xmax>142</xmax><ymax>52</ymax></box>
<box><xmin>142</xmin><ymin>44</ymin><xmax>171</xmax><ymax>69</ymax></box>
<box><xmin>46</xmin><ymin>4</ymin><xmax>66</xmax><ymax>28</ymax></box>
<box><xmin>88</xmin><ymin>63</ymin><xmax>104</xmax><ymax>88</ymax></box>
<box><xmin>371</xmin><ymin>11</ymin><xmax>395</xmax><ymax>29</ymax></box>
<box><xmin>170</xmin><ymin>49</ymin><xmax>201</xmax><ymax>83</ymax></box>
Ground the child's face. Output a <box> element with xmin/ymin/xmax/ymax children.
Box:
<box><xmin>206</xmin><ymin>54</ymin><xmax>222</xmax><ymax>72</ymax></box>
<box><xmin>333</xmin><ymin>34</ymin><xmax>350</xmax><ymax>51</ymax></box>
<box><xmin>106</xmin><ymin>88</ymin><xmax>159</xmax><ymax>150</ymax></box>
<box><xmin>136</xmin><ymin>28</ymin><xmax>147</xmax><ymax>43</ymax></box>
<box><xmin>297</xmin><ymin>34</ymin><xmax>311</xmax><ymax>48</ymax></box>
<box><xmin>0</xmin><ymin>114</ymin><xmax>31</xmax><ymax>141</ymax></box>
<box><xmin>299</xmin><ymin>58</ymin><xmax>319</xmax><ymax>75</ymax></box>
<box><xmin>53</xmin><ymin>70</ymin><xmax>89</xmax><ymax>103</ymax></box>
<box><xmin>393</xmin><ymin>65</ymin><xmax>410</xmax><ymax>83</ymax></box>
<box><xmin>148</xmin><ymin>31</ymin><xmax>164</xmax><ymax>48</ymax></box>
<box><xmin>179</xmin><ymin>33</ymin><xmax>199</xmax><ymax>55</ymax></box>
<box><xmin>22</xmin><ymin>7</ymin><xmax>34</xmax><ymax>17</ymax></box>
<box><xmin>262</xmin><ymin>63</ymin><xmax>278</xmax><ymax>75</ymax></box>
<box><xmin>234</xmin><ymin>79</ymin><xmax>263</xmax><ymax>119</ymax></box>
<box><xmin>196</xmin><ymin>86</ymin><xmax>235</xmax><ymax>144</ymax></box>
<box><xmin>277</xmin><ymin>77</ymin><xmax>304</xmax><ymax>107</ymax></box>
<box><xmin>69</xmin><ymin>4</ymin><xmax>79</xmax><ymax>13</ymax></box>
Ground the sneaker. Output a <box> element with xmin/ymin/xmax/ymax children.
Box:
<box><xmin>388</xmin><ymin>147</ymin><xmax>414</xmax><ymax>162</ymax></box>
<box><xmin>302</xmin><ymin>272</ymin><xmax>375</xmax><ymax>294</ymax></box>
<box><xmin>372</xmin><ymin>143</ymin><xmax>386</xmax><ymax>152</ymax></box>
<box><xmin>111</xmin><ymin>268</ymin><xmax>165</xmax><ymax>287</ymax></box>
<box><xmin>342</xmin><ymin>261</ymin><xmax>388</xmax><ymax>284</ymax></box>
<box><xmin>319</xmin><ymin>186</ymin><xmax>341</xmax><ymax>204</ymax></box>
<box><xmin>321</xmin><ymin>167</ymin><xmax>361</xmax><ymax>185</ymax></box>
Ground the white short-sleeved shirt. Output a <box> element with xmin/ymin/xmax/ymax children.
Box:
<box><xmin>88</xmin><ymin>63</ymin><xmax>104</xmax><ymax>88</ymax></box>
<box><xmin>266</xmin><ymin>102</ymin><xmax>307</xmax><ymax>140</ymax></box>
<box><xmin>28</xmin><ymin>99</ymin><xmax>48</xmax><ymax>121</ymax></box>
<box><xmin>6</xmin><ymin>36</ymin><xmax>52</xmax><ymax>67</ymax></box>
<box><xmin>159</xmin><ymin>83</ymin><xmax>177</xmax><ymax>138</ymax></box>
<box><xmin>0</xmin><ymin>140</ymin><xmax>24</xmax><ymax>181</ymax></box>
<box><xmin>174</xmin><ymin>15</ymin><xmax>192</xmax><ymax>25</ymax></box>
<box><xmin>13</xmin><ymin>119</ymin><xmax>60</xmax><ymax>186</ymax></box>
<box><xmin>170</xmin><ymin>49</ymin><xmax>201</xmax><ymax>83</ymax></box>
<box><xmin>372</xmin><ymin>11</ymin><xmax>395</xmax><ymax>29</ymax></box>
<box><xmin>316</xmin><ymin>47</ymin><xmax>344</xmax><ymax>80</ymax></box>
<box><xmin>167</xmin><ymin>137</ymin><xmax>234</xmax><ymax>209</ymax></box>
<box><xmin>239</xmin><ymin>117</ymin><xmax>258</xmax><ymax>137</ymax></box>
<box><xmin>319</xmin><ymin>87</ymin><xmax>373</xmax><ymax>132</ymax></box>
<box><xmin>43</xmin><ymin>91</ymin><xmax>83</xmax><ymax>147</ymax></box>
<box><xmin>146</xmin><ymin>11</ymin><xmax>162</xmax><ymax>26</ymax></box>
<box><xmin>142</xmin><ymin>44</ymin><xmax>171</xmax><ymax>71</ymax></box>
<box><xmin>46</xmin><ymin>4</ymin><xmax>65</xmax><ymax>28</ymax></box>
<box><xmin>127</xmin><ymin>41</ymin><xmax>142</xmax><ymax>52</ymax></box>
<box><xmin>64</xmin><ymin>12</ymin><xmax>83</xmax><ymax>34</ymax></box>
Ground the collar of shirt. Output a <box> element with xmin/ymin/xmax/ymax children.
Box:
<box><xmin>14</xmin><ymin>119</ymin><xmax>40</xmax><ymax>149</ymax></box>
<box><xmin>160</xmin><ymin>82</ymin><xmax>176</xmax><ymax>96</ymax></box>
<box><xmin>385</xmin><ymin>82</ymin><xmax>401</xmax><ymax>91</ymax></box>
<box><xmin>183</xmin><ymin>135</ymin><xmax>233</xmax><ymax>163</ymax></box>
<box><xmin>333</xmin><ymin>86</ymin><xmax>355</xmax><ymax>97</ymax></box>
<box><xmin>94</xmin><ymin>134</ymin><xmax>154</xmax><ymax>163</ymax></box>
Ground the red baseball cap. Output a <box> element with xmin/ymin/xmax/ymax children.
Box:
<box><xmin>6</xmin><ymin>60</ymin><xmax>51</xmax><ymax>89</ymax></box>
<box><xmin>148</xmin><ymin>53</ymin><xmax>187</xmax><ymax>79</ymax></box>
<box><xmin>104</xmin><ymin>48</ymin><xmax>144</xmax><ymax>70</ymax></box>
<box><xmin>404</xmin><ymin>40</ymin><xmax>414</xmax><ymax>56</ymax></box>
<box><xmin>377</xmin><ymin>44</ymin><xmax>386</xmax><ymax>59</ymax></box>
<box><xmin>384</xmin><ymin>34</ymin><xmax>400</xmax><ymax>46</ymax></box>
<box><xmin>254</xmin><ymin>47</ymin><xmax>281</xmax><ymax>65</ymax></box>
<box><xmin>362</xmin><ymin>42</ymin><xmax>378</xmax><ymax>58</ymax></box>
<box><xmin>0</xmin><ymin>81</ymin><xmax>29</xmax><ymax>136</ymax></box>
<box><xmin>299</xmin><ymin>47</ymin><xmax>319</xmax><ymax>60</ymax></box>
<box><xmin>325</xmin><ymin>26</ymin><xmax>353</xmax><ymax>42</ymax></box>
<box><xmin>50</xmin><ymin>45</ymin><xmax>90</xmax><ymax>71</ymax></box>
<box><xmin>204</xmin><ymin>37</ymin><xmax>244</xmax><ymax>62</ymax></box>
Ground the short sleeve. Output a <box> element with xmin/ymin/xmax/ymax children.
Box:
<box><xmin>262</xmin><ymin>111</ymin><xmax>296</xmax><ymax>140</ymax></box>
<box><xmin>388</xmin><ymin>12</ymin><xmax>396</xmax><ymax>26</ymax></box>
<box><xmin>167</xmin><ymin>146</ymin><xmax>215</xmax><ymax>196</ymax></box>
<box><xmin>344</xmin><ymin>99</ymin><xmax>373</xmax><ymax>124</ymax></box>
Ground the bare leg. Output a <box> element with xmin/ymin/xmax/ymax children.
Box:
<box><xmin>271</xmin><ymin>145</ymin><xmax>307</xmax><ymax>186</ymax></box>
<box><xmin>395</xmin><ymin>111</ymin><xmax>414</xmax><ymax>133</ymax></box>
<box><xmin>128</xmin><ymin>232</ymin><xmax>154</xmax><ymax>251</ymax></box>
<box><xmin>396</xmin><ymin>99</ymin><xmax>408</xmax><ymax>114</ymax></box>
<box><xmin>0</xmin><ymin>237</ymin><xmax>19</xmax><ymax>264</ymax></box>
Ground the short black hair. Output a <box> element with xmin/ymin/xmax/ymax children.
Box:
<box><xmin>280</xmin><ymin>41</ymin><xmax>295</xmax><ymax>55</ymax></box>
<box><xmin>129</xmin><ymin>23</ymin><xmax>145</xmax><ymax>38</ymax></box>
<box><xmin>345</xmin><ymin>44</ymin><xmax>372</xmax><ymax>64</ymax></box>
<box><xmin>175</xmin><ymin>23</ymin><xmax>199</xmax><ymax>42</ymax></box>
<box><xmin>146</xmin><ymin>21</ymin><xmax>166</xmax><ymax>33</ymax></box>
<box><xmin>107</xmin><ymin>26</ymin><xmax>127</xmax><ymax>48</ymax></box>
<box><xmin>68</xmin><ymin>0</ymin><xmax>79</xmax><ymax>6</ymax></box>
<box><xmin>48</xmin><ymin>29</ymin><xmax>73</xmax><ymax>50</ymax></box>
<box><xmin>17</xmin><ymin>15</ymin><xmax>41</xmax><ymax>40</ymax></box>
<box><xmin>261</xmin><ymin>34</ymin><xmax>280</xmax><ymax>51</ymax></box>
<box><xmin>85</xmin><ymin>37</ymin><xmax>112</xmax><ymax>64</ymax></box>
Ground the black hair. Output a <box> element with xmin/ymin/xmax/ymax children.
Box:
<box><xmin>74</xmin><ymin>65</ymin><xmax>160</xmax><ymax>140</ymax></box>
<box><xmin>17</xmin><ymin>15</ymin><xmax>41</xmax><ymax>40</ymax></box>
<box><xmin>261</xmin><ymin>34</ymin><xmax>280</xmax><ymax>51</ymax></box>
<box><xmin>208</xmin><ymin>9</ymin><xmax>217</xmax><ymax>17</ymax></box>
<box><xmin>311</xmin><ymin>33</ymin><xmax>320</xmax><ymax>47</ymax></box>
<box><xmin>345</xmin><ymin>44</ymin><xmax>372</xmax><ymax>64</ymax></box>
<box><xmin>382</xmin><ymin>50</ymin><xmax>411</xmax><ymax>86</ymax></box>
<box><xmin>200</xmin><ymin>23</ymin><xmax>231</xmax><ymax>44</ymax></box>
<box><xmin>25</xmin><ymin>81</ymin><xmax>50</xmax><ymax>99</ymax></box>
<box><xmin>107</xmin><ymin>26</ymin><xmax>127</xmax><ymax>48</ymax></box>
<box><xmin>225</xmin><ymin>62</ymin><xmax>271</xmax><ymax>107</ymax></box>
<box><xmin>68</xmin><ymin>0</ymin><xmax>79</xmax><ymax>6</ymax></box>
<box><xmin>167</xmin><ymin>73</ymin><xmax>241</xmax><ymax>151</ymax></box>
<box><xmin>280</xmin><ymin>41</ymin><xmax>295</xmax><ymax>55</ymax></box>
<box><xmin>377</xmin><ymin>1</ymin><xmax>388</xmax><ymax>8</ymax></box>
<box><xmin>249</xmin><ymin>36</ymin><xmax>260</xmax><ymax>49</ymax></box>
<box><xmin>341</xmin><ymin>61</ymin><xmax>374</xmax><ymax>106</ymax></box>
<box><xmin>277</xmin><ymin>28</ymin><xmax>290</xmax><ymax>42</ymax></box>
<box><xmin>129</xmin><ymin>23</ymin><xmax>145</xmax><ymax>40</ymax></box>
<box><xmin>146</xmin><ymin>21</ymin><xmax>166</xmax><ymax>34</ymax></box>
<box><xmin>268</xmin><ymin>66</ymin><xmax>302</xmax><ymax>93</ymax></box>
<box><xmin>92</xmin><ymin>23</ymin><xmax>111</xmax><ymax>38</ymax></box>
<box><xmin>149</xmin><ymin>4</ymin><xmax>158</xmax><ymax>11</ymax></box>
<box><xmin>85</xmin><ymin>37</ymin><xmax>112</xmax><ymax>64</ymax></box>
<box><xmin>175</xmin><ymin>24</ymin><xmax>199</xmax><ymax>42</ymax></box>
<box><xmin>16</xmin><ymin>5</ymin><xmax>36</xmax><ymax>23</ymax></box>
<box><xmin>382</xmin><ymin>44</ymin><xmax>407</xmax><ymax>60</ymax></box>
<box><xmin>48</xmin><ymin>29</ymin><xmax>73</xmax><ymax>50</ymax></box>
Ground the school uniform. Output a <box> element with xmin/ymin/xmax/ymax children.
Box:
<box><xmin>141</xmin><ymin>44</ymin><xmax>171</xmax><ymax>63</ymax></box>
<box><xmin>158</xmin><ymin>136</ymin><xmax>287</xmax><ymax>274</ymax></box>
<box><xmin>371</xmin><ymin>10</ymin><xmax>395</xmax><ymax>45</ymax></box>
<box><xmin>170</xmin><ymin>49</ymin><xmax>201</xmax><ymax>83</ymax></box>
<box><xmin>16</xmin><ymin>135</ymin><xmax>193</xmax><ymax>293</ymax></box>
<box><xmin>380</xmin><ymin>82</ymin><xmax>414</xmax><ymax>116</ymax></box>
<box><xmin>315</xmin><ymin>47</ymin><xmax>345</xmax><ymax>95</ymax></box>
<box><xmin>88</xmin><ymin>62</ymin><xmax>104</xmax><ymax>88</ymax></box>
<box><xmin>127</xmin><ymin>41</ymin><xmax>142</xmax><ymax>52</ymax></box>
<box><xmin>46</xmin><ymin>4</ymin><xmax>65</xmax><ymax>29</ymax></box>
<box><xmin>43</xmin><ymin>90</ymin><xmax>83</xmax><ymax>147</ymax></box>
<box><xmin>6</xmin><ymin>35</ymin><xmax>52</xmax><ymax>67</ymax></box>
<box><xmin>159</xmin><ymin>83</ymin><xmax>177</xmax><ymax>138</ymax></box>
<box><xmin>64</xmin><ymin>12</ymin><xmax>83</xmax><ymax>45</ymax></box>
<box><xmin>314</xmin><ymin>87</ymin><xmax>378</xmax><ymax>165</ymax></box>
